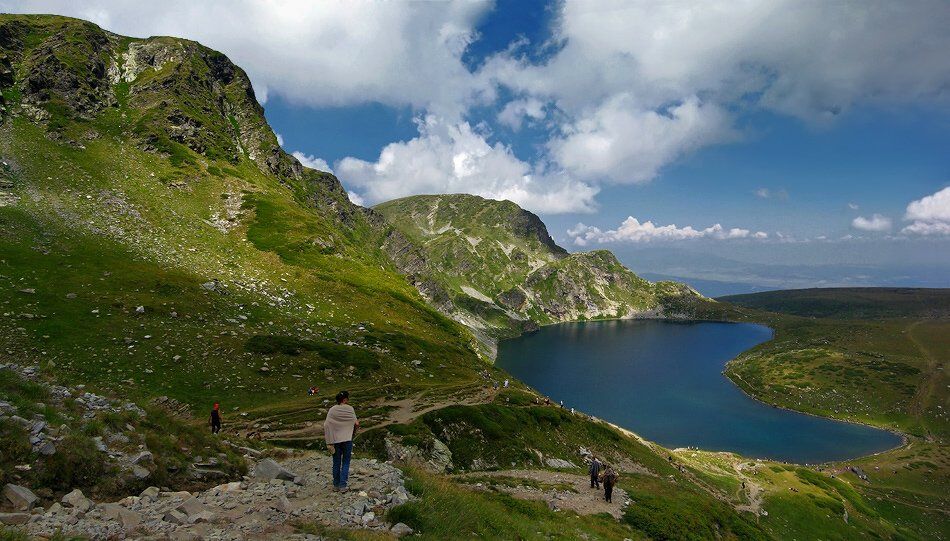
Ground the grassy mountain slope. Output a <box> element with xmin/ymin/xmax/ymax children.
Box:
<box><xmin>0</xmin><ymin>13</ymin><xmax>486</xmax><ymax>412</ymax></box>
<box><xmin>1</xmin><ymin>14</ymin><xmax>944</xmax><ymax>540</ymax></box>
<box><xmin>376</xmin><ymin>194</ymin><xmax>703</xmax><ymax>348</ymax></box>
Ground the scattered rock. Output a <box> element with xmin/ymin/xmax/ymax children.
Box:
<box><xmin>61</xmin><ymin>489</ymin><xmax>94</xmax><ymax>512</ymax></box>
<box><xmin>176</xmin><ymin>497</ymin><xmax>207</xmax><ymax>518</ymax></box>
<box><xmin>132</xmin><ymin>465</ymin><xmax>151</xmax><ymax>479</ymax></box>
<box><xmin>544</xmin><ymin>458</ymin><xmax>577</xmax><ymax>469</ymax></box>
<box><xmin>163</xmin><ymin>509</ymin><xmax>188</xmax><ymax>525</ymax></box>
<box><xmin>253</xmin><ymin>458</ymin><xmax>296</xmax><ymax>481</ymax></box>
<box><xmin>131</xmin><ymin>450</ymin><xmax>153</xmax><ymax>464</ymax></box>
<box><xmin>0</xmin><ymin>512</ymin><xmax>30</xmax><ymax>525</ymax></box>
<box><xmin>391</xmin><ymin>522</ymin><xmax>414</xmax><ymax>537</ymax></box>
<box><xmin>3</xmin><ymin>483</ymin><xmax>39</xmax><ymax>511</ymax></box>
<box><xmin>139</xmin><ymin>486</ymin><xmax>160</xmax><ymax>501</ymax></box>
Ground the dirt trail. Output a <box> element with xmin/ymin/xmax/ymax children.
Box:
<box><xmin>240</xmin><ymin>383</ymin><xmax>498</xmax><ymax>444</ymax></box>
<box><xmin>906</xmin><ymin>320</ymin><xmax>947</xmax><ymax>438</ymax></box>
<box><xmin>733</xmin><ymin>463</ymin><xmax>764</xmax><ymax>515</ymax></box>
<box><xmin>455</xmin><ymin>469</ymin><xmax>630</xmax><ymax>519</ymax></box>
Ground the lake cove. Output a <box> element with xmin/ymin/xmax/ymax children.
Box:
<box><xmin>497</xmin><ymin>320</ymin><xmax>902</xmax><ymax>464</ymax></box>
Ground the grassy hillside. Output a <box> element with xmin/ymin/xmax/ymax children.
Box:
<box><xmin>720</xmin><ymin>288</ymin><xmax>950</xmax><ymax>319</ymax></box>
<box><xmin>376</xmin><ymin>194</ymin><xmax>704</xmax><ymax>348</ymax></box>
<box><xmin>1</xmin><ymin>15</ymin><xmax>946</xmax><ymax>540</ymax></box>
<box><xmin>718</xmin><ymin>289</ymin><xmax>949</xmax><ymax>539</ymax></box>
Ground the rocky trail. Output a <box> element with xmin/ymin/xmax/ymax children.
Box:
<box><xmin>455</xmin><ymin>469</ymin><xmax>631</xmax><ymax>519</ymax></box>
<box><xmin>5</xmin><ymin>453</ymin><xmax>416</xmax><ymax>540</ymax></box>
<box><xmin>241</xmin><ymin>383</ymin><xmax>498</xmax><ymax>445</ymax></box>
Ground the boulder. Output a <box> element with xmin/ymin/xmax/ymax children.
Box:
<box><xmin>131</xmin><ymin>451</ymin><xmax>153</xmax><ymax>464</ymax></box>
<box><xmin>140</xmin><ymin>486</ymin><xmax>160</xmax><ymax>501</ymax></box>
<box><xmin>253</xmin><ymin>458</ymin><xmax>296</xmax><ymax>481</ymax></box>
<box><xmin>391</xmin><ymin>522</ymin><xmax>414</xmax><ymax>537</ymax></box>
<box><xmin>61</xmin><ymin>489</ymin><xmax>94</xmax><ymax>512</ymax></box>
<box><xmin>0</xmin><ymin>512</ymin><xmax>30</xmax><ymax>525</ymax></box>
<box><xmin>163</xmin><ymin>509</ymin><xmax>188</xmax><ymax>525</ymax></box>
<box><xmin>132</xmin><ymin>465</ymin><xmax>151</xmax><ymax>479</ymax></box>
<box><xmin>3</xmin><ymin>483</ymin><xmax>39</xmax><ymax>511</ymax></box>
<box><xmin>176</xmin><ymin>497</ymin><xmax>207</xmax><ymax>518</ymax></box>
<box><xmin>37</xmin><ymin>441</ymin><xmax>56</xmax><ymax>456</ymax></box>
<box><xmin>544</xmin><ymin>458</ymin><xmax>577</xmax><ymax>469</ymax></box>
<box><xmin>274</xmin><ymin>495</ymin><xmax>292</xmax><ymax>514</ymax></box>
<box><xmin>191</xmin><ymin>509</ymin><xmax>215</xmax><ymax>523</ymax></box>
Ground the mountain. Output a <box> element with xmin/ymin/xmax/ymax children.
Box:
<box><xmin>376</xmin><ymin>194</ymin><xmax>704</xmax><ymax>351</ymax></box>
<box><xmin>0</xmin><ymin>13</ymin><xmax>487</xmax><ymax>414</ymax></box>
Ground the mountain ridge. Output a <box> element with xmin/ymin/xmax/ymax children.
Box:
<box><xmin>376</xmin><ymin>193</ymin><xmax>705</xmax><ymax>353</ymax></box>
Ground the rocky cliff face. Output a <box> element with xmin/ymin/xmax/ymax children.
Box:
<box><xmin>0</xmin><ymin>15</ymin><xmax>355</xmax><ymax>224</ymax></box>
<box><xmin>375</xmin><ymin>194</ymin><xmax>706</xmax><ymax>353</ymax></box>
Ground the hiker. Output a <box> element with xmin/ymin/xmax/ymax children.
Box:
<box><xmin>210</xmin><ymin>403</ymin><xmax>221</xmax><ymax>434</ymax></box>
<box><xmin>589</xmin><ymin>456</ymin><xmax>603</xmax><ymax>489</ymax></box>
<box><xmin>503</xmin><ymin>379</ymin><xmax>509</xmax><ymax>388</ymax></box>
<box><xmin>601</xmin><ymin>465</ymin><xmax>618</xmax><ymax>503</ymax></box>
<box><xmin>324</xmin><ymin>390</ymin><xmax>359</xmax><ymax>491</ymax></box>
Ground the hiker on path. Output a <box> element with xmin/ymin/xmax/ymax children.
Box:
<box><xmin>589</xmin><ymin>456</ymin><xmax>603</xmax><ymax>489</ymax></box>
<box><xmin>601</xmin><ymin>465</ymin><xmax>618</xmax><ymax>503</ymax></box>
<box><xmin>210</xmin><ymin>403</ymin><xmax>221</xmax><ymax>434</ymax></box>
<box><xmin>324</xmin><ymin>390</ymin><xmax>359</xmax><ymax>491</ymax></box>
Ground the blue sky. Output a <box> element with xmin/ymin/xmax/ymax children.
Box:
<box><xmin>4</xmin><ymin>0</ymin><xmax>949</xmax><ymax>288</ymax></box>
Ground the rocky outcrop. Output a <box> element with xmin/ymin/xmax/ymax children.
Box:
<box><xmin>375</xmin><ymin>195</ymin><xmax>708</xmax><ymax>352</ymax></box>
<box><xmin>22</xmin><ymin>454</ymin><xmax>413</xmax><ymax>540</ymax></box>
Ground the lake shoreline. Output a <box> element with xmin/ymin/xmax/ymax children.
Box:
<box><xmin>498</xmin><ymin>319</ymin><xmax>904</xmax><ymax>464</ymax></box>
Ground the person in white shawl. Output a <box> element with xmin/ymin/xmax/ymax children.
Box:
<box><xmin>324</xmin><ymin>390</ymin><xmax>359</xmax><ymax>490</ymax></box>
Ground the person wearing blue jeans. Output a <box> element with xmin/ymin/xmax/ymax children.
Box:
<box><xmin>332</xmin><ymin>440</ymin><xmax>353</xmax><ymax>488</ymax></box>
<box><xmin>324</xmin><ymin>390</ymin><xmax>359</xmax><ymax>491</ymax></box>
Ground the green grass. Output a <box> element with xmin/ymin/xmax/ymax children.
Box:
<box><xmin>386</xmin><ymin>467</ymin><xmax>640</xmax><ymax>540</ymax></box>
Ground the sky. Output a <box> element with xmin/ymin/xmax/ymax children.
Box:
<box><xmin>3</xmin><ymin>0</ymin><xmax>949</xmax><ymax>290</ymax></box>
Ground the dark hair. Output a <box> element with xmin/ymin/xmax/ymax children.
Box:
<box><xmin>335</xmin><ymin>390</ymin><xmax>349</xmax><ymax>404</ymax></box>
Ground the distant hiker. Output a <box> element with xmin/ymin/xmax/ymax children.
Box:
<box><xmin>559</xmin><ymin>400</ymin><xmax>564</xmax><ymax>408</ymax></box>
<box><xmin>308</xmin><ymin>386</ymin><xmax>319</xmax><ymax>396</ymax></box>
<box><xmin>210</xmin><ymin>403</ymin><xmax>221</xmax><ymax>434</ymax></box>
<box><xmin>324</xmin><ymin>390</ymin><xmax>359</xmax><ymax>491</ymax></box>
<box><xmin>503</xmin><ymin>379</ymin><xmax>509</xmax><ymax>388</ymax></box>
<box><xmin>589</xmin><ymin>456</ymin><xmax>603</xmax><ymax>489</ymax></box>
<box><xmin>601</xmin><ymin>465</ymin><xmax>618</xmax><ymax>503</ymax></box>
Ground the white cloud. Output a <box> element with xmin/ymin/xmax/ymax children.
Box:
<box><xmin>347</xmin><ymin>191</ymin><xmax>366</xmax><ymax>207</ymax></box>
<box><xmin>568</xmin><ymin>216</ymin><xmax>767</xmax><ymax>245</ymax></box>
<box><xmin>548</xmin><ymin>95</ymin><xmax>734</xmax><ymax>184</ymax></box>
<box><xmin>275</xmin><ymin>132</ymin><xmax>284</xmax><ymax>147</ymax></box>
<box><xmin>902</xmin><ymin>186</ymin><xmax>950</xmax><ymax>235</ymax></box>
<box><xmin>497</xmin><ymin>98</ymin><xmax>546</xmax><ymax>130</ymax></box>
<box><xmin>851</xmin><ymin>214</ymin><xmax>892</xmax><ymax>232</ymax></box>
<box><xmin>336</xmin><ymin>115</ymin><xmax>598</xmax><ymax>214</ymax></box>
<box><xmin>480</xmin><ymin>0</ymin><xmax>950</xmax><ymax>192</ymax></box>
<box><xmin>291</xmin><ymin>151</ymin><xmax>332</xmax><ymax>173</ymax></box>
<box><xmin>755</xmin><ymin>188</ymin><xmax>770</xmax><ymax>199</ymax></box>
<box><xmin>484</xmin><ymin>1</ymin><xmax>950</xmax><ymax>120</ymax></box>
<box><xmin>848</xmin><ymin>202</ymin><xmax>859</xmax><ymax>210</ymax></box>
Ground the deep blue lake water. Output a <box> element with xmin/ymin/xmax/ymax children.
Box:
<box><xmin>497</xmin><ymin>320</ymin><xmax>902</xmax><ymax>463</ymax></box>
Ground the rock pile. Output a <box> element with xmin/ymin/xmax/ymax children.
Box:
<box><xmin>14</xmin><ymin>453</ymin><xmax>414</xmax><ymax>540</ymax></box>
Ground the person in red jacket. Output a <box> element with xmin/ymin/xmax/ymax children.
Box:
<box><xmin>210</xmin><ymin>403</ymin><xmax>222</xmax><ymax>434</ymax></box>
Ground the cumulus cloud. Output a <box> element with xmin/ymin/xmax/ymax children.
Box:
<box><xmin>851</xmin><ymin>214</ymin><xmax>892</xmax><ymax>232</ymax></box>
<box><xmin>902</xmin><ymin>186</ymin><xmax>950</xmax><ymax>235</ymax></box>
<box><xmin>480</xmin><ymin>0</ymin><xmax>950</xmax><ymax>192</ymax></box>
<box><xmin>291</xmin><ymin>151</ymin><xmax>332</xmax><ymax>173</ymax></box>
<box><xmin>549</xmin><ymin>95</ymin><xmax>734</xmax><ymax>183</ymax></box>
<box><xmin>336</xmin><ymin>116</ymin><xmax>598</xmax><ymax>214</ymax></box>
<box><xmin>497</xmin><ymin>98</ymin><xmax>547</xmax><ymax>130</ymax></box>
<box><xmin>568</xmin><ymin>217</ymin><xmax>767</xmax><ymax>245</ymax></box>
<box><xmin>346</xmin><ymin>191</ymin><xmax>366</xmax><ymax>207</ymax></box>
<box><xmin>274</xmin><ymin>132</ymin><xmax>284</xmax><ymax>147</ymax></box>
